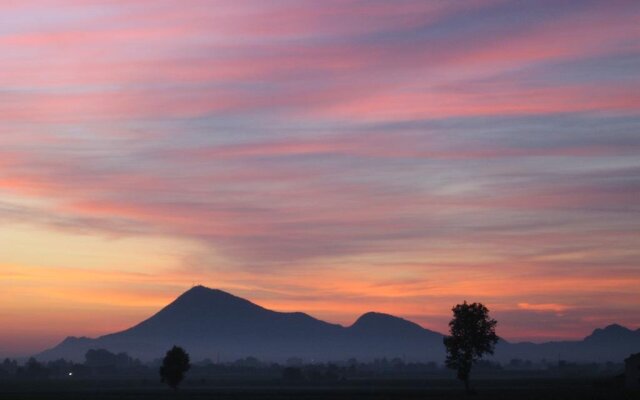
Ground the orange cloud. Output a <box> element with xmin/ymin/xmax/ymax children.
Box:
<box><xmin>517</xmin><ymin>303</ymin><xmax>570</xmax><ymax>314</ymax></box>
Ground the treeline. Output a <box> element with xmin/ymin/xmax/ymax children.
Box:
<box><xmin>0</xmin><ymin>351</ymin><xmax>624</xmax><ymax>381</ymax></box>
<box><xmin>0</xmin><ymin>349</ymin><xmax>148</xmax><ymax>379</ymax></box>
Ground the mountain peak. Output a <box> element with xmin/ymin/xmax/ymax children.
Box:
<box><xmin>181</xmin><ymin>285</ymin><xmax>225</xmax><ymax>297</ymax></box>
<box><xmin>174</xmin><ymin>285</ymin><xmax>252</xmax><ymax>304</ymax></box>
<box><xmin>167</xmin><ymin>285</ymin><xmax>261</xmax><ymax>311</ymax></box>
<box><xmin>351</xmin><ymin>312</ymin><xmax>422</xmax><ymax>331</ymax></box>
<box><xmin>348</xmin><ymin>312</ymin><xmax>442</xmax><ymax>346</ymax></box>
<box><xmin>603</xmin><ymin>323</ymin><xmax>628</xmax><ymax>331</ymax></box>
<box><xmin>585</xmin><ymin>323</ymin><xmax>635</xmax><ymax>341</ymax></box>
<box><xmin>596</xmin><ymin>323</ymin><xmax>630</xmax><ymax>334</ymax></box>
<box><xmin>354</xmin><ymin>312</ymin><xmax>400</xmax><ymax>324</ymax></box>
<box><xmin>111</xmin><ymin>285</ymin><xmax>268</xmax><ymax>339</ymax></box>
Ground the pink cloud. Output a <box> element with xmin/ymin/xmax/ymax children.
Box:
<box><xmin>1</xmin><ymin>0</ymin><xmax>640</xmax><ymax>349</ymax></box>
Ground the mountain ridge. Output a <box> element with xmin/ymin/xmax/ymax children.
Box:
<box><xmin>36</xmin><ymin>286</ymin><xmax>639</xmax><ymax>363</ymax></box>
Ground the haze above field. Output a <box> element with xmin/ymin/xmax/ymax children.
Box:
<box><xmin>1</xmin><ymin>1</ymin><xmax>639</xmax><ymax>357</ymax></box>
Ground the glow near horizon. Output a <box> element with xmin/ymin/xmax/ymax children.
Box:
<box><xmin>1</xmin><ymin>0</ymin><xmax>640</xmax><ymax>357</ymax></box>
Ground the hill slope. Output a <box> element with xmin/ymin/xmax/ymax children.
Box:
<box><xmin>36</xmin><ymin>286</ymin><xmax>444</xmax><ymax>362</ymax></box>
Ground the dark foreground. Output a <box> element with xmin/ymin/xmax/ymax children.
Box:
<box><xmin>1</xmin><ymin>379</ymin><xmax>638</xmax><ymax>400</ymax></box>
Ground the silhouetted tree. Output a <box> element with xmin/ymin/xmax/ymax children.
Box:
<box><xmin>18</xmin><ymin>357</ymin><xmax>49</xmax><ymax>379</ymax></box>
<box><xmin>1</xmin><ymin>358</ymin><xmax>18</xmax><ymax>377</ymax></box>
<box><xmin>159</xmin><ymin>346</ymin><xmax>190</xmax><ymax>389</ymax></box>
<box><xmin>443</xmin><ymin>301</ymin><xmax>498</xmax><ymax>393</ymax></box>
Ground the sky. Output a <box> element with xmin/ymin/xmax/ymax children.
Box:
<box><xmin>1</xmin><ymin>0</ymin><xmax>639</xmax><ymax>357</ymax></box>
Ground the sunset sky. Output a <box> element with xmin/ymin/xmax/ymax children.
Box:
<box><xmin>1</xmin><ymin>0</ymin><xmax>640</xmax><ymax>357</ymax></box>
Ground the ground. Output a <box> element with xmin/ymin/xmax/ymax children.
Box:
<box><xmin>1</xmin><ymin>378</ymin><xmax>638</xmax><ymax>400</ymax></box>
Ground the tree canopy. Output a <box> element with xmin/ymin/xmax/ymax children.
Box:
<box><xmin>159</xmin><ymin>346</ymin><xmax>191</xmax><ymax>390</ymax></box>
<box><xmin>443</xmin><ymin>301</ymin><xmax>498</xmax><ymax>393</ymax></box>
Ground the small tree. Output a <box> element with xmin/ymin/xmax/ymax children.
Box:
<box><xmin>159</xmin><ymin>346</ymin><xmax>190</xmax><ymax>390</ymax></box>
<box><xmin>443</xmin><ymin>301</ymin><xmax>498</xmax><ymax>393</ymax></box>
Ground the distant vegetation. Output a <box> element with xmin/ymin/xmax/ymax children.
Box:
<box><xmin>0</xmin><ymin>351</ymin><xmax>625</xmax><ymax>383</ymax></box>
<box><xmin>0</xmin><ymin>350</ymin><xmax>631</xmax><ymax>400</ymax></box>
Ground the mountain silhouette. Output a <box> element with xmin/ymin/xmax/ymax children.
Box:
<box><xmin>36</xmin><ymin>286</ymin><xmax>443</xmax><ymax>362</ymax></box>
<box><xmin>493</xmin><ymin>324</ymin><xmax>640</xmax><ymax>363</ymax></box>
<box><xmin>584</xmin><ymin>323</ymin><xmax>639</xmax><ymax>343</ymax></box>
<box><xmin>36</xmin><ymin>286</ymin><xmax>639</xmax><ymax>363</ymax></box>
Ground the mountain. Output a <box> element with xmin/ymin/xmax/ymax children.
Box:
<box><xmin>35</xmin><ymin>286</ymin><xmax>640</xmax><ymax>363</ymax></box>
<box><xmin>36</xmin><ymin>286</ymin><xmax>444</xmax><ymax>362</ymax></box>
<box><xmin>492</xmin><ymin>324</ymin><xmax>640</xmax><ymax>363</ymax></box>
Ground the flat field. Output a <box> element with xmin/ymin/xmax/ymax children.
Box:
<box><xmin>0</xmin><ymin>378</ymin><xmax>637</xmax><ymax>400</ymax></box>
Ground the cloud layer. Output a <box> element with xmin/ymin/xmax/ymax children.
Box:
<box><xmin>1</xmin><ymin>0</ymin><xmax>639</xmax><ymax>355</ymax></box>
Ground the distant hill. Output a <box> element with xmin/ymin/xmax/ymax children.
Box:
<box><xmin>493</xmin><ymin>323</ymin><xmax>640</xmax><ymax>363</ymax></box>
<box><xmin>35</xmin><ymin>286</ymin><xmax>640</xmax><ymax>363</ymax></box>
